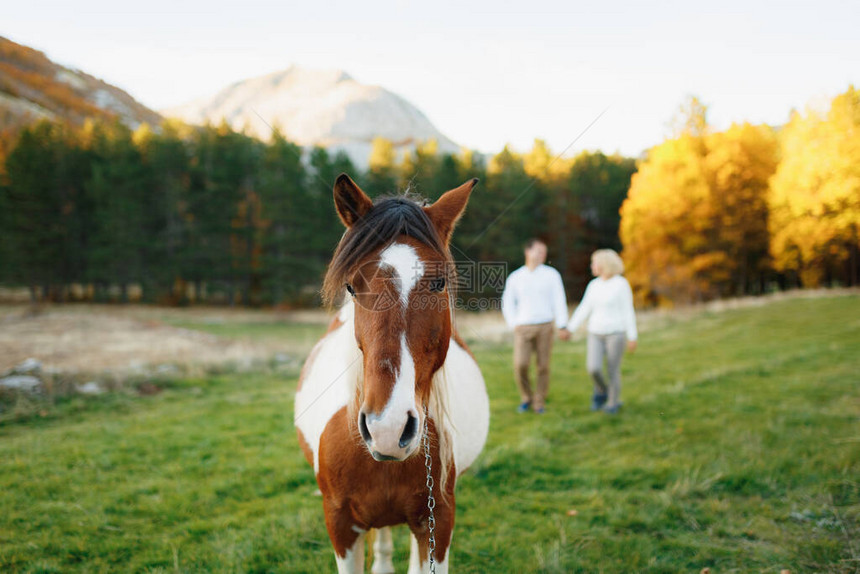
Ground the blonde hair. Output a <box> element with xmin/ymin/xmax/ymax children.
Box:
<box><xmin>592</xmin><ymin>249</ymin><xmax>625</xmax><ymax>277</ymax></box>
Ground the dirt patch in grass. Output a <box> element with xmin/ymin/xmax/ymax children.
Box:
<box><xmin>0</xmin><ymin>304</ymin><xmax>327</xmax><ymax>377</ymax></box>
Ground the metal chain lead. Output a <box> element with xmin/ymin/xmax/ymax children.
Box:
<box><xmin>422</xmin><ymin>406</ymin><xmax>436</xmax><ymax>574</ymax></box>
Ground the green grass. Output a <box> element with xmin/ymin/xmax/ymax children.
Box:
<box><xmin>1</xmin><ymin>295</ymin><xmax>858</xmax><ymax>572</ymax></box>
<box><xmin>161</xmin><ymin>317</ymin><xmax>329</xmax><ymax>353</ymax></box>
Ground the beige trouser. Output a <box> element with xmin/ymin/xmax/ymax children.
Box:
<box><xmin>513</xmin><ymin>322</ymin><xmax>555</xmax><ymax>410</ymax></box>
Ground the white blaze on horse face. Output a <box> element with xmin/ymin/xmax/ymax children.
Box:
<box><xmin>360</xmin><ymin>242</ymin><xmax>424</xmax><ymax>459</ymax></box>
<box><xmin>379</xmin><ymin>243</ymin><xmax>425</xmax><ymax>308</ymax></box>
<box><xmin>364</xmin><ymin>333</ymin><xmax>419</xmax><ymax>458</ymax></box>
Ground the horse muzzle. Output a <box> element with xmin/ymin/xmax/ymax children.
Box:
<box><xmin>358</xmin><ymin>408</ymin><xmax>421</xmax><ymax>461</ymax></box>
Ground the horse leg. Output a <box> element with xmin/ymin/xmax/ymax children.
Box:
<box><xmin>371</xmin><ymin>527</ymin><xmax>395</xmax><ymax>574</ymax></box>
<box><xmin>407</xmin><ymin>506</ymin><xmax>454</xmax><ymax>574</ymax></box>
<box><xmin>332</xmin><ymin>528</ymin><xmax>365</xmax><ymax>574</ymax></box>
<box><xmin>407</xmin><ymin>531</ymin><xmax>453</xmax><ymax>574</ymax></box>
<box><xmin>323</xmin><ymin>499</ymin><xmax>367</xmax><ymax>573</ymax></box>
<box><xmin>332</xmin><ymin>529</ymin><xmax>365</xmax><ymax>573</ymax></box>
<box><xmin>407</xmin><ymin>534</ymin><xmax>421</xmax><ymax>574</ymax></box>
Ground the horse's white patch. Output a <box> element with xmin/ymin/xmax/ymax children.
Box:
<box><xmin>390</xmin><ymin>333</ymin><xmax>417</xmax><ymax>414</ymax></box>
<box><xmin>431</xmin><ymin>555</ymin><xmax>449</xmax><ymax>574</ymax></box>
<box><xmin>335</xmin><ymin>529</ymin><xmax>366</xmax><ymax>573</ymax></box>
<box><xmin>365</xmin><ymin>333</ymin><xmax>418</xmax><ymax>455</ymax></box>
<box><xmin>379</xmin><ymin>243</ymin><xmax>424</xmax><ymax>307</ymax></box>
<box><xmin>372</xmin><ymin>527</ymin><xmax>395</xmax><ymax>574</ymax></box>
<box><xmin>295</xmin><ymin>299</ymin><xmax>362</xmax><ymax>474</ymax></box>
<box><xmin>338</xmin><ymin>299</ymin><xmax>352</xmax><ymax>322</ymax></box>
<box><xmin>408</xmin><ymin>535</ymin><xmax>421</xmax><ymax>574</ymax></box>
<box><xmin>439</xmin><ymin>338</ymin><xmax>490</xmax><ymax>474</ymax></box>
<box><xmin>407</xmin><ymin>532</ymin><xmax>450</xmax><ymax>574</ymax></box>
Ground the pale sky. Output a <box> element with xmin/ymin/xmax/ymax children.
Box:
<box><xmin>4</xmin><ymin>0</ymin><xmax>858</xmax><ymax>158</ymax></box>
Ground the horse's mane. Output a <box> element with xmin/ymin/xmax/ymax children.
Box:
<box><xmin>322</xmin><ymin>194</ymin><xmax>451</xmax><ymax>306</ymax></box>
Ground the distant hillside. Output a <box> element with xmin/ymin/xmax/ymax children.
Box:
<box><xmin>162</xmin><ymin>66</ymin><xmax>460</xmax><ymax>166</ymax></box>
<box><xmin>0</xmin><ymin>36</ymin><xmax>161</xmax><ymax>137</ymax></box>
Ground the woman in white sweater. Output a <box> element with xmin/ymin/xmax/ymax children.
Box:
<box><xmin>566</xmin><ymin>249</ymin><xmax>638</xmax><ymax>414</ymax></box>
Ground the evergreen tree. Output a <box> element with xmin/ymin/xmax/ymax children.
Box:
<box><xmin>523</xmin><ymin>140</ymin><xmax>572</xmax><ymax>293</ymax></box>
<box><xmin>135</xmin><ymin>120</ymin><xmax>192</xmax><ymax>303</ymax></box>
<box><xmin>83</xmin><ymin>120</ymin><xmax>150</xmax><ymax>302</ymax></box>
<box><xmin>259</xmin><ymin>130</ymin><xmax>310</xmax><ymax>304</ymax></box>
<box><xmin>454</xmin><ymin>146</ymin><xmax>541</xmax><ymax>300</ymax></box>
<box><xmin>565</xmin><ymin>151</ymin><xmax>637</xmax><ymax>297</ymax></box>
<box><xmin>433</xmin><ymin>153</ymin><xmax>466</xmax><ymax>196</ymax></box>
<box><xmin>186</xmin><ymin>123</ymin><xmax>257</xmax><ymax>304</ymax></box>
<box><xmin>308</xmin><ymin>147</ymin><xmax>359</xmax><ymax>300</ymax></box>
<box><xmin>3</xmin><ymin>120</ymin><xmax>89</xmax><ymax>300</ymax></box>
<box><xmin>232</xmin><ymin>135</ymin><xmax>265</xmax><ymax>307</ymax></box>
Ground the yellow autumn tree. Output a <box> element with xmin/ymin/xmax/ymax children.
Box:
<box><xmin>523</xmin><ymin>139</ymin><xmax>571</xmax><ymax>184</ymax></box>
<box><xmin>522</xmin><ymin>140</ymin><xmax>570</xmax><ymax>277</ymax></box>
<box><xmin>400</xmin><ymin>139</ymin><xmax>441</xmax><ymax>198</ymax></box>
<box><xmin>769</xmin><ymin>86</ymin><xmax>860</xmax><ymax>287</ymax></box>
<box><xmin>704</xmin><ymin>123</ymin><xmax>779</xmax><ymax>295</ymax></box>
<box><xmin>367</xmin><ymin>136</ymin><xmax>398</xmax><ymax>195</ymax></box>
<box><xmin>620</xmin><ymin>134</ymin><xmax>714</xmax><ymax>306</ymax></box>
<box><xmin>620</xmin><ymin>98</ymin><xmax>780</xmax><ymax>305</ymax></box>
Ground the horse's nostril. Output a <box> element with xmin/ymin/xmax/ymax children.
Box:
<box><xmin>359</xmin><ymin>412</ymin><xmax>371</xmax><ymax>443</ymax></box>
<box><xmin>399</xmin><ymin>412</ymin><xmax>418</xmax><ymax>448</ymax></box>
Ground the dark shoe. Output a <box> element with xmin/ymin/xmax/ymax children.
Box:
<box><xmin>517</xmin><ymin>401</ymin><xmax>532</xmax><ymax>413</ymax></box>
<box><xmin>603</xmin><ymin>404</ymin><xmax>621</xmax><ymax>415</ymax></box>
<box><xmin>590</xmin><ymin>393</ymin><xmax>608</xmax><ymax>411</ymax></box>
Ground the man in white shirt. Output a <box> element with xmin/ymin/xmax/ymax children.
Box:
<box><xmin>501</xmin><ymin>239</ymin><xmax>569</xmax><ymax>414</ymax></box>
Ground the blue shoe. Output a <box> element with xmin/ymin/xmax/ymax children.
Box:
<box><xmin>603</xmin><ymin>404</ymin><xmax>621</xmax><ymax>415</ymax></box>
<box><xmin>534</xmin><ymin>407</ymin><xmax>545</xmax><ymax>414</ymax></box>
<box><xmin>591</xmin><ymin>393</ymin><xmax>608</xmax><ymax>411</ymax></box>
<box><xmin>517</xmin><ymin>401</ymin><xmax>531</xmax><ymax>413</ymax></box>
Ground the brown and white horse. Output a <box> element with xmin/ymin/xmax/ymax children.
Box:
<box><xmin>295</xmin><ymin>174</ymin><xmax>490</xmax><ymax>573</ymax></box>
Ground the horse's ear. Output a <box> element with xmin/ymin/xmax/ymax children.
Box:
<box><xmin>334</xmin><ymin>173</ymin><xmax>373</xmax><ymax>228</ymax></box>
<box><xmin>424</xmin><ymin>178</ymin><xmax>479</xmax><ymax>245</ymax></box>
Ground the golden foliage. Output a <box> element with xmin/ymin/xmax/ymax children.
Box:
<box><xmin>620</xmin><ymin>123</ymin><xmax>779</xmax><ymax>305</ymax></box>
<box><xmin>523</xmin><ymin>139</ymin><xmax>571</xmax><ymax>183</ymax></box>
<box><xmin>769</xmin><ymin>86</ymin><xmax>860</xmax><ymax>286</ymax></box>
<box><xmin>487</xmin><ymin>145</ymin><xmax>521</xmax><ymax>176</ymax></box>
<box><xmin>620</xmin><ymin>135</ymin><xmax>712</xmax><ymax>305</ymax></box>
<box><xmin>368</xmin><ymin>136</ymin><xmax>396</xmax><ymax>172</ymax></box>
<box><xmin>622</xmin><ymin>87</ymin><xmax>860</xmax><ymax>304</ymax></box>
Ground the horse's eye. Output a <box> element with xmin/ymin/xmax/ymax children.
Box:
<box><xmin>429</xmin><ymin>277</ymin><xmax>446</xmax><ymax>292</ymax></box>
<box><xmin>346</xmin><ymin>283</ymin><xmax>356</xmax><ymax>297</ymax></box>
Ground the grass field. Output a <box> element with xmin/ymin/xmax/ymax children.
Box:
<box><xmin>1</xmin><ymin>294</ymin><xmax>858</xmax><ymax>573</ymax></box>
